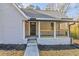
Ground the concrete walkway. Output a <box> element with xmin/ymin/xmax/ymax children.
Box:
<box><xmin>24</xmin><ymin>39</ymin><xmax>39</xmax><ymax>56</ymax></box>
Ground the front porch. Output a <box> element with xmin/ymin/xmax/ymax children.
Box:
<box><xmin>24</xmin><ymin>21</ymin><xmax>71</xmax><ymax>45</ymax></box>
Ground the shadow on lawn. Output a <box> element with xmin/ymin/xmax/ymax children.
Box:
<box><xmin>0</xmin><ymin>44</ymin><xmax>27</xmax><ymax>50</ymax></box>
<box><xmin>38</xmin><ymin>44</ymin><xmax>79</xmax><ymax>51</ymax></box>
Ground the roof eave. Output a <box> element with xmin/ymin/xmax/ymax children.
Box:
<box><xmin>12</xmin><ymin>3</ymin><xmax>29</xmax><ymax>20</ymax></box>
<box><xmin>26</xmin><ymin>17</ymin><xmax>79</xmax><ymax>22</ymax></box>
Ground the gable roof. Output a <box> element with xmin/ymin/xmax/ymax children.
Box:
<box><xmin>13</xmin><ymin>3</ymin><xmax>74</xmax><ymax>22</ymax></box>
<box><xmin>21</xmin><ymin>8</ymin><xmax>73</xmax><ymax>21</ymax></box>
<box><xmin>33</xmin><ymin>10</ymin><xmax>68</xmax><ymax>18</ymax></box>
<box><xmin>21</xmin><ymin>9</ymin><xmax>54</xmax><ymax>18</ymax></box>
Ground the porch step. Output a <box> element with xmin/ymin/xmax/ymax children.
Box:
<box><xmin>27</xmin><ymin>39</ymin><xmax>37</xmax><ymax>43</ymax></box>
<box><xmin>24</xmin><ymin>39</ymin><xmax>39</xmax><ymax>56</ymax></box>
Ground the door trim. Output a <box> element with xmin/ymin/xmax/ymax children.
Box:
<box><xmin>30</xmin><ymin>21</ymin><xmax>37</xmax><ymax>36</ymax></box>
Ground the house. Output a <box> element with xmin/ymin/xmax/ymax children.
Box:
<box><xmin>0</xmin><ymin>3</ymin><xmax>78</xmax><ymax>45</ymax></box>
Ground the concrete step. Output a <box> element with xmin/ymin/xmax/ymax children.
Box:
<box><xmin>28</xmin><ymin>40</ymin><xmax>37</xmax><ymax>43</ymax></box>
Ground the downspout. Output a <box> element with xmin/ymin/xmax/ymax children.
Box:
<box><xmin>68</xmin><ymin>22</ymin><xmax>75</xmax><ymax>45</ymax></box>
<box><xmin>78</xmin><ymin>23</ymin><xmax>79</xmax><ymax>38</ymax></box>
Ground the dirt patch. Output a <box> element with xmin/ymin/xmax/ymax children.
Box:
<box><xmin>0</xmin><ymin>50</ymin><xmax>24</xmax><ymax>56</ymax></box>
<box><xmin>39</xmin><ymin>45</ymin><xmax>79</xmax><ymax>56</ymax></box>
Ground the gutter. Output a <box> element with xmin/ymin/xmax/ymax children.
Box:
<box><xmin>68</xmin><ymin>22</ymin><xmax>75</xmax><ymax>44</ymax></box>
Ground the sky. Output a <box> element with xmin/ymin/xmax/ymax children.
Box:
<box><xmin>24</xmin><ymin>3</ymin><xmax>79</xmax><ymax>18</ymax></box>
<box><xmin>23</xmin><ymin>3</ymin><xmax>47</xmax><ymax>9</ymax></box>
<box><xmin>66</xmin><ymin>3</ymin><xmax>79</xmax><ymax>18</ymax></box>
<box><xmin>32</xmin><ymin>3</ymin><xmax>79</xmax><ymax>18</ymax></box>
<box><xmin>32</xmin><ymin>3</ymin><xmax>47</xmax><ymax>9</ymax></box>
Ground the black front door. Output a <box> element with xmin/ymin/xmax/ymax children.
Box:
<box><xmin>30</xmin><ymin>22</ymin><xmax>36</xmax><ymax>36</ymax></box>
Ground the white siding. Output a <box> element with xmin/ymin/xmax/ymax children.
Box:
<box><xmin>0</xmin><ymin>15</ymin><xmax>3</xmax><ymax>43</ymax></box>
<box><xmin>37</xmin><ymin>37</ymin><xmax>71</xmax><ymax>45</ymax></box>
<box><xmin>0</xmin><ymin>3</ymin><xmax>27</xmax><ymax>44</ymax></box>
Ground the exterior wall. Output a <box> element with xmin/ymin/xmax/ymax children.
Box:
<box><xmin>0</xmin><ymin>16</ymin><xmax>3</xmax><ymax>43</ymax></box>
<box><xmin>37</xmin><ymin>37</ymin><xmax>71</xmax><ymax>45</ymax></box>
<box><xmin>60</xmin><ymin>23</ymin><xmax>67</xmax><ymax>30</ymax></box>
<box><xmin>0</xmin><ymin>3</ymin><xmax>27</xmax><ymax>44</ymax></box>
<box><xmin>40</xmin><ymin>22</ymin><xmax>54</xmax><ymax>36</ymax></box>
<box><xmin>40</xmin><ymin>22</ymin><xmax>52</xmax><ymax>31</ymax></box>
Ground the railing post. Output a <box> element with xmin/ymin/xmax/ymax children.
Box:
<box><xmin>54</xmin><ymin>22</ymin><xmax>56</xmax><ymax>38</ymax></box>
<box><xmin>67</xmin><ymin>23</ymin><xmax>70</xmax><ymax>37</ymax></box>
<box><xmin>38</xmin><ymin>21</ymin><xmax>40</xmax><ymax>38</ymax></box>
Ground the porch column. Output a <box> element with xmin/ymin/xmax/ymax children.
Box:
<box><xmin>54</xmin><ymin>22</ymin><xmax>56</xmax><ymax>38</ymax></box>
<box><xmin>38</xmin><ymin>21</ymin><xmax>40</xmax><ymax>38</ymax></box>
<box><xmin>67</xmin><ymin>23</ymin><xmax>70</xmax><ymax>37</ymax></box>
<box><xmin>29</xmin><ymin>21</ymin><xmax>30</xmax><ymax>36</ymax></box>
<box><xmin>23</xmin><ymin>21</ymin><xmax>25</xmax><ymax>40</ymax></box>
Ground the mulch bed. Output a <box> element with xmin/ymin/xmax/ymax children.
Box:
<box><xmin>0</xmin><ymin>44</ymin><xmax>27</xmax><ymax>50</ymax></box>
<box><xmin>0</xmin><ymin>44</ymin><xmax>27</xmax><ymax>56</ymax></box>
<box><xmin>38</xmin><ymin>45</ymin><xmax>79</xmax><ymax>56</ymax></box>
<box><xmin>38</xmin><ymin>45</ymin><xmax>78</xmax><ymax>51</ymax></box>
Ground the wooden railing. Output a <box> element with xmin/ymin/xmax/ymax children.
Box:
<box><xmin>40</xmin><ymin>30</ymin><xmax>67</xmax><ymax>36</ymax></box>
<box><xmin>56</xmin><ymin>30</ymin><xmax>67</xmax><ymax>36</ymax></box>
<box><xmin>40</xmin><ymin>31</ymin><xmax>54</xmax><ymax>36</ymax></box>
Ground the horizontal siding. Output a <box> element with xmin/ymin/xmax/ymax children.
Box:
<box><xmin>40</xmin><ymin>22</ymin><xmax>53</xmax><ymax>31</ymax></box>
<box><xmin>0</xmin><ymin>3</ymin><xmax>27</xmax><ymax>44</ymax></box>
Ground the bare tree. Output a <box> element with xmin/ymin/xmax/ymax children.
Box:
<box><xmin>45</xmin><ymin>3</ymin><xmax>70</xmax><ymax>14</ymax></box>
<box><xmin>59</xmin><ymin>3</ymin><xmax>70</xmax><ymax>14</ymax></box>
<box><xmin>35</xmin><ymin>6</ymin><xmax>41</xmax><ymax>10</ymax></box>
<box><xmin>26</xmin><ymin>4</ymin><xmax>35</xmax><ymax>9</ymax></box>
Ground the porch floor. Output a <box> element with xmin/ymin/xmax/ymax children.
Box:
<box><xmin>26</xmin><ymin>36</ymin><xmax>69</xmax><ymax>38</ymax></box>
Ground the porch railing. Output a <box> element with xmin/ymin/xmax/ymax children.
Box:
<box><xmin>40</xmin><ymin>31</ymin><xmax>54</xmax><ymax>36</ymax></box>
<box><xmin>40</xmin><ymin>30</ymin><xmax>67</xmax><ymax>37</ymax></box>
<box><xmin>56</xmin><ymin>30</ymin><xmax>67</xmax><ymax>36</ymax></box>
